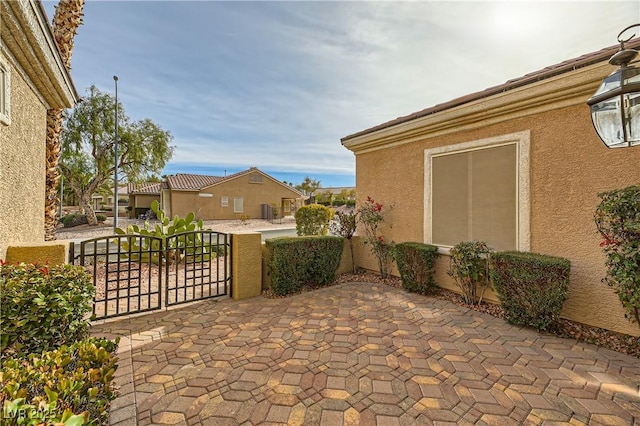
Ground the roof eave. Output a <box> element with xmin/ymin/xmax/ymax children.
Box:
<box><xmin>1</xmin><ymin>0</ymin><xmax>78</xmax><ymax>109</ymax></box>
<box><xmin>341</xmin><ymin>40</ymin><xmax>640</xmax><ymax>151</ymax></box>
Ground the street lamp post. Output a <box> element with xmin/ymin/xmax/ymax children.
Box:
<box><xmin>587</xmin><ymin>24</ymin><xmax>640</xmax><ymax>148</ymax></box>
<box><xmin>113</xmin><ymin>75</ymin><xmax>119</xmax><ymax>232</ymax></box>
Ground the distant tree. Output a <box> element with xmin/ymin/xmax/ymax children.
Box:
<box><xmin>295</xmin><ymin>176</ymin><xmax>321</xmax><ymax>195</ymax></box>
<box><xmin>60</xmin><ymin>85</ymin><xmax>174</xmax><ymax>224</ymax></box>
<box><xmin>315</xmin><ymin>190</ymin><xmax>333</xmax><ymax>205</ymax></box>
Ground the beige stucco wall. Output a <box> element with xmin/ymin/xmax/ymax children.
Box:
<box><xmin>169</xmin><ymin>174</ymin><xmax>302</xmax><ymax>220</ymax></box>
<box><xmin>356</xmin><ymin>104</ymin><xmax>640</xmax><ymax>335</ymax></box>
<box><xmin>353</xmin><ymin>101</ymin><xmax>640</xmax><ymax>336</ymax></box>
<box><xmin>0</xmin><ymin>57</ymin><xmax>47</xmax><ymax>260</ymax></box>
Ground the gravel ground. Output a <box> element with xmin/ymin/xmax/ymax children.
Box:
<box><xmin>55</xmin><ymin>216</ymin><xmax>297</xmax><ymax>240</ymax></box>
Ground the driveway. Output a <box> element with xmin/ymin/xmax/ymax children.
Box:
<box><xmin>92</xmin><ymin>282</ymin><xmax>640</xmax><ymax>425</ymax></box>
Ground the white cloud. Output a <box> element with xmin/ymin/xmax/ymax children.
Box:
<box><xmin>43</xmin><ymin>0</ymin><xmax>640</xmax><ymax>184</ymax></box>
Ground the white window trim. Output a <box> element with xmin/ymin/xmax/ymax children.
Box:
<box><xmin>424</xmin><ymin>130</ymin><xmax>531</xmax><ymax>253</ymax></box>
<box><xmin>233</xmin><ymin>197</ymin><xmax>244</xmax><ymax>213</ymax></box>
<box><xmin>0</xmin><ymin>58</ymin><xmax>11</xmax><ymax>126</ymax></box>
<box><xmin>221</xmin><ymin>196</ymin><xmax>229</xmax><ymax>207</ymax></box>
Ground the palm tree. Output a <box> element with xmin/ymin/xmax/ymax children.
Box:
<box><xmin>44</xmin><ymin>0</ymin><xmax>85</xmax><ymax>240</ymax></box>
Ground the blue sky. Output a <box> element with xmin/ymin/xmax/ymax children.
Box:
<box><xmin>43</xmin><ymin>1</ymin><xmax>639</xmax><ymax>188</ymax></box>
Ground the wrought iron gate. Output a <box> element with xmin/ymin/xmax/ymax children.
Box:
<box><xmin>69</xmin><ymin>231</ymin><xmax>231</xmax><ymax>320</ymax></box>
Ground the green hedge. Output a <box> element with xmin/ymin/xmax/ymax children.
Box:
<box><xmin>295</xmin><ymin>204</ymin><xmax>333</xmax><ymax>236</ymax></box>
<box><xmin>0</xmin><ymin>263</ymin><xmax>95</xmax><ymax>356</ymax></box>
<box><xmin>1</xmin><ymin>337</ymin><xmax>119</xmax><ymax>425</ymax></box>
<box><xmin>395</xmin><ymin>242</ymin><xmax>439</xmax><ymax>295</ymax></box>
<box><xmin>62</xmin><ymin>213</ymin><xmax>88</xmax><ymax>228</ymax></box>
<box><xmin>266</xmin><ymin>236</ymin><xmax>344</xmax><ymax>296</ymax></box>
<box><xmin>491</xmin><ymin>251</ymin><xmax>570</xmax><ymax>331</ymax></box>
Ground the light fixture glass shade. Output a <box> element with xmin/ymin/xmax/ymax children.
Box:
<box><xmin>588</xmin><ymin>66</ymin><xmax>640</xmax><ymax>148</ymax></box>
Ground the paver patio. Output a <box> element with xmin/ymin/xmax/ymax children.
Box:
<box><xmin>92</xmin><ymin>282</ymin><xmax>640</xmax><ymax>425</ymax></box>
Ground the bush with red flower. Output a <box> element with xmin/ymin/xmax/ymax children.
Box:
<box><xmin>357</xmin><ymin>196</ymin><xmax>394</xmax><ymax>278</ymax></box>
<box><xmin>595</xmin><ymin>184</ymin><xmax>640</xmax><ymax>327</ymax></box>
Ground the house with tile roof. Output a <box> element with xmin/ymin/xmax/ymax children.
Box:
<box><xmin>151</xmin><ymin>167</ymin><xmax>304</xmax><ymax>221</ymax></box>
<box><xmin>0</xmin><ymin>0</ymin><xmax>78</xmax><ymax>259</ymax></box>
<box><xmin>127</xmin><ymin>182</ymin><xmax>163</xmax><ymax>219</ymax></box>
<box><xmin>342</xmin><ymin>39</ymin><xmax>640</xmax><ymax>336</ymax></box>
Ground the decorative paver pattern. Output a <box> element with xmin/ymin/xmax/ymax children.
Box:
<box><xmin>92</xmin><ymin>283</ymin><xmax>640</xmax><ymax>425</ymax></box>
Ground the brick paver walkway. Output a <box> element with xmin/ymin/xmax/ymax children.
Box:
<box><xmin>92</xmin><ymin>283</ymin><xmax>640</xmax><ymax>425</ymax></box>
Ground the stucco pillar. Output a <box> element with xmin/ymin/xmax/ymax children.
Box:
<box><xmin>5</xmin><ymin>241</ymin><xmax>70</xmax><ymax>266</ymax></box>
<box><xmin>231</xmin><ymin>232</ymin><xmax>262</xmax><ymax>300</ymax></box>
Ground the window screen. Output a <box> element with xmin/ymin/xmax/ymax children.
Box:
<box><xmin>431</xmin><ymin>144</ymin><xmax>517</xmax><ymax>251</ymax></box>
<box><xmin>233</xmin><ymin>197</ymin><xmax>244</xmax><ymax>213</ymax></box>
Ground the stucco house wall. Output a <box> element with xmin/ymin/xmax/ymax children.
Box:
<box><xmin>168</xmin><ymin>170</ymin><xmax>303</xmax><ymax>220</ymax></box>
<box><xmin>0</xmin><ymin>0</ymin><xmax>77</xmax><ymax>259</ymax></box>
<box><xmin>0</xmin><ymin>52</ymin><xmax>47</xmax><ymax>259</ymax></box>
<box><xmin>343</xmin><ymin>42</ymin><xmax>640</xmax><ymax>336</ymax></box>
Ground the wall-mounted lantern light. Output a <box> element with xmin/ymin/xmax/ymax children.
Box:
<box><xmin>587</xmin><ymin>24</ymin><xmax>640</xmax><ymax>148</ymax></box>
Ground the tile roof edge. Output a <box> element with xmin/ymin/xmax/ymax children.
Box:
<box><xmin>341</xmin><ymin>40</ymin><xmax>640</xmax><ymax>142</ymax></box>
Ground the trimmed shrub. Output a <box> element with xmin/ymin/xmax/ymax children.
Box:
<box><xmin>491</xmin><ymin>251</ymin><xmax>570</xmax><ymax>331</ymax></box>
<box><xmin>0</xmin><ymin>263</ymin><xmax>94</xmax><ymax>356</ymax></box>
<box><xmin>395</xmin><ymin>242</ymin><xmax>439</xmax><ymax>295</ymax></box>
<box><xmin>62</xmin><ymin>213</ymin><xmax>88</xmax><ymax>228</ymax></box>
<box><xmin>295</xmin><ymin>204</ymin><xmax>333</xmax><ymax>236</ymax></box>
<box><xmin>1</xmin><ymin>337</ymin><xmax>119</xmax><ymax>425</ymax></box>
<box><xmin>266</xmin><ymin>236</ymin><xmax>344</xmax><ymax>296</ymax></box>
<box><xmin>96</xmin><ymin>214</ymin><xmax>107</xmax><ymax>223</ymax></box>
<box><xmin>447</xmin><ymin>241</ymin><xmax>493</xmax><ymax>306</ymax></box>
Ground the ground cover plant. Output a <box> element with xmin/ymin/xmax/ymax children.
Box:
<box><xmin>1</xmin><ymin>338</ymin><xmax>119</xmax><ymax>426</ymax></box>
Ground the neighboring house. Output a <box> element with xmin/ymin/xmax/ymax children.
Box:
<box><xmin>342</xmin><ymin>40</ymin><xmax>640</xmax><ymax>336</ymax></box>
<box><xmin>92</xmin><ymin>185</ymin><xmax>129</xmax><ymax>215</ymax></box>
<box><xmin>161</xmin><ymin>167</ymin><xmax>304</xmax><ymax>220</ymax></box>
<box><xmin>0</xmin><ymin>0</ymin><xmax>78</xmax><ymax>259</ymax></box>
<box><xmin>128</xmin><ymin>182</ymin><xmax>162</xmax><ymax>219</ymax></box>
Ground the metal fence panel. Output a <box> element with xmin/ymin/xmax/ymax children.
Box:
<box><xmin>165</xmin><ymin>231</ymin><xmax>231</xmax><ymax>306</ymax></box>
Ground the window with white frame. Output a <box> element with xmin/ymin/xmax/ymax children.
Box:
<box><xmin>221</xmin><ymin>196</ymin><xmax>229</xmax><ymax>207</ymax></box>
<box><xmin>0</xmin><ymin>59</ymin><xmax>10</xmax><ymax>126</ymax></box>
<box><xmin>233</xmin><ymin>197</ymin><xmax>244</xmax><ymax>213</ymax></box>
<box><xmin>424</xmin><ymin>131</ymin><xmax>530</xmax><ymax>252</ymax></box>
